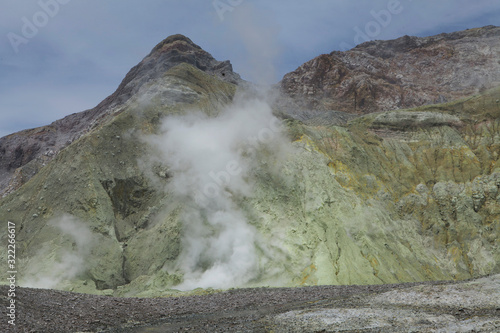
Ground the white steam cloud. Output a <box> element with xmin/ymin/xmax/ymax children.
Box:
<box><xmin>21</xmin><ymin>214</ymin><xmax>94</xmax><ymax>289</ymax></box>
<box><xmin>145</xmin><ymin>93</ymin><xmax>289</xmax><ymax>290</ymax></box>
<box><xmin>142</xmin><ymin>2</ymin><xmax>287</xmax><ymax>290</ymax></box>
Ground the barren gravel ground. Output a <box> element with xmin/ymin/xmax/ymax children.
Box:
<box><xmin>1</xmin><ymin>275</ymin><xmax>499</xmax><ymax>332</ymax></box>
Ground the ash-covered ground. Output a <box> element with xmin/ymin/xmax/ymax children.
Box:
<box><xmin>1</xmin><ymin>274</ymin><xmax>499</xmax><ymax>332</ymax></box>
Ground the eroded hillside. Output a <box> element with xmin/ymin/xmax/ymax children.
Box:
<box><xmin>0</xmin><ymin>30</ymin><xmax>499</xmax><ymax>296</ymax></box>
<box><xmin>281</xmin><ymin>25</ymin><xmax>500</xmax><ymax>113</ymax></box>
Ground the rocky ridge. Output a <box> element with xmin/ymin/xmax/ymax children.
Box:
<box><xmin>281</xmin><ymin>25</ymin><xmax>500</xmax><ymax>114</ymax></box>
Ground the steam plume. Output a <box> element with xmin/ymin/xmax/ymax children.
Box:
<box><xmin>145</xmin><ymin>93</ymin><xmax>288</xmax><ymax>290</ymax></box>
<box><xmin>21</xmin><ymin>214</ymin><xmax>94</xmax><ymax>289</ymax></box>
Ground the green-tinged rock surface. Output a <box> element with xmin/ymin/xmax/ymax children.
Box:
<box><xmin>0</xmin><ymin>62</ymin><xmax>237</xmax><ymax>294</ymax></box>
<box><xmin>0</xmin><ymin>34</ymin><xmax>499</xmax><ymax>296</ymax></box>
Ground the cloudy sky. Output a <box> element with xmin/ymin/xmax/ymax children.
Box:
<box><xmin>1</xmin><ymin>0</ymin><xmax>499</xmax><ymax>138</ymax></box>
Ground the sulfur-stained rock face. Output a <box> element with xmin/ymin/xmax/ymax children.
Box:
<box><xmin>281</xmin><ymin>25</ymin><xmax>500</xmax><ymax>114</ymax></box>
<box><xmin>262</xmin><ymin>88</ymin><xmax>499</xmax><ymax>287</ymax></box>
<box><xmin>0</xmin><ymin>29</ymin><xmax>499</xmax><ymax>295</ymax></box>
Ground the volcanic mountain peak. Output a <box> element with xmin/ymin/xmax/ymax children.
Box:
<box><xmin>0</xmin><ymin>34</ymin><xmax>241</xmax><ymax>197</ymax></box>
<box><xmin>149</xmin><ymin>34</ymin><xmax>203</xmax><ymax>55</ymax></box>
<box><xmin>1</xmin><ymin>26</ymin><xmax>500</xmax><ymax>298</ymax></box>
<box><xmin>100</xmin><ymin>33</ymin><xmax>241</xmax><ymax>111</ymax></box>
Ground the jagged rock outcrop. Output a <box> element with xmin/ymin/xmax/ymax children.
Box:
<box><xmin>0</xmin><ymin>34</ymin><xmax>241</xmax><ymax>197</ymax></box>
<box><xmin>281</xmin><ymin>25</ymin><xmax>500</xmax><ymax>113</ymax></box>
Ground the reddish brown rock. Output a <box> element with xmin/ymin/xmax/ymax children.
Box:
<box><xmin>281</xmin><ymin>25</ymin><xmax>500</xmax><ymax>114</ymax></box>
